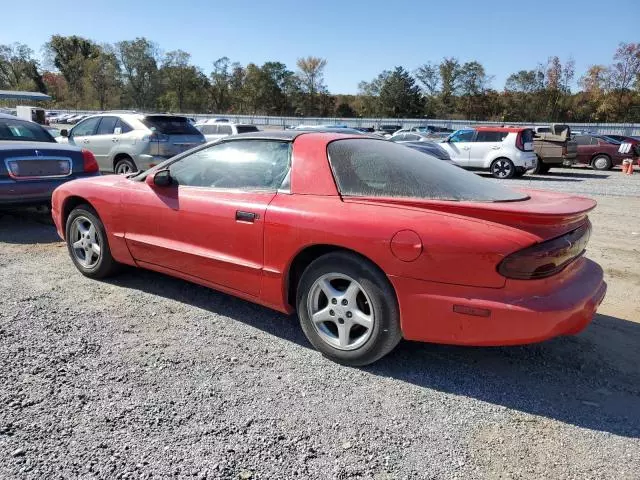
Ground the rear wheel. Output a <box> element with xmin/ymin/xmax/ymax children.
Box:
<box><xmin>65</xmin><ymin>205</ymin><xmax>120</xmax><ymax>279</ymax></box>
<box><xmin>114</xmin><ymin>156</ymin><xmax>137</xmax><ymax>175</ymax></box>
<box><xmin>532</xmin><ymin>159</ymin><xmax>551</xmax><ymax>174</ymax></box>
<box><xmin>490</xmin><ymin>158</ymin><xmax>515</xmax><ymax>179</ymax></box>
<box><xmin>296</xmin><ymin>252</ymin><xmax>402</xmax><ymax>366</ymax></box>
<box><xmin>591</xmin><ymin>155</ymin><xmax>611</xmax><ymax>171</ymax></box>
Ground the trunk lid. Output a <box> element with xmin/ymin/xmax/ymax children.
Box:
<box><xmin>344</xmin><ymin>188</ymin><xmax>595</xmax><ymax>241</ymax></box>
<box><xmin>0</xmin><ymin>142</ymin><xmax>86</xmax><ymax>179</ymax></box>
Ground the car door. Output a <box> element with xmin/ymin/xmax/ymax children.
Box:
<box><xmin>121</xmin><ymin>139</ymin><xmax>291</xmax><ymax>297</ymax></box>
<box><xmin>441</xmin><ymin>129</ymin><xmax>474</xmax><ymax>166</ymax></box>
<box><xmin>89</xmin><ymin>116</ymin><xmax>119</xmax><ymax>169</ymax></box>
<box><xmin>468</xmin><ymin>130</ymin><xmax>505</xmax><ymax>167</ymax></box>
<box><xmin>574</xmin><ymin>135</ymin><xmax>595</xmax><ymax>165</ymax></box>
<box><xmin>68</xmin><ymin>116</ymin><xmax>101</xmax><ymax>151</ymax></box>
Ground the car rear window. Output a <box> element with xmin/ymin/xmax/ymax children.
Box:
<box><xmin>236</xmin><ymin>125</ymin><xmax>259</xmax><ymax>134</ymax></box>
<box><xmin>142</xmin><ymin>116</ymin><xmax>201</xmax><ymax>135</ymax></box>
<box><xmin>0</xmin><ymin>118</ymin><xmax>55</xmax><ymax>142</ymax></box>
<box><xmin>520</xmin><ymin>129</ymin><xmax>534</xmax><ymax>144</ymax></box>
<box><xmin>327</xmin><ymin>139</ymin><xmax>528</xmax><ymax>202</ymax></box>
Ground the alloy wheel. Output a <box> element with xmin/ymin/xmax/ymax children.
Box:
<box><xmin>115</xmin><ymin>162</ymin><xmax>133</xmax><ymax>175</ymax></box>
<box><xmin>492</xmin><ymin>159</ymin><xmax>513</xmax><ymax>178</ymax></box>
<box><xmin>306</xmin><ymin>273</ymin><xmax>375</xmax><ymax>351</ymax></box>
<box><xmin>70</xmin><ymin>216</ymin><xmax>101</xmax><ymax>268</ymax></box>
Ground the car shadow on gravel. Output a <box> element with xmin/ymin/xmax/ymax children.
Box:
<box><xmin>103</xmin><ymin>268</ymin><xmax>640</xmax><ymax>438</ymax></box>
<box><xmin>0</xmin><ymin>208</ymin><xmax>60</xmax><ymax>244</ymax></box>
<box><xmin>366</xmin><ymin>313</ymin><xmax>640</xmax><ymax>438</ymax></box>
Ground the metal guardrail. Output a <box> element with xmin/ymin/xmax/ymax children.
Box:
<box><xmin>47</xmin><ymin>110</ymin><xmax>640</xmax><ymax>136</ymax></box>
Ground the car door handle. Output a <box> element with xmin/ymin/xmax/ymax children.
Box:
<box><xmin>462</xmin><ymin>146</ymin><xmax>470</xmax><ymax>150</ymax></box>
<box><xmin>235</xmin><ymin>211</ymin><xmax>257</xmax><ymax>222</ymax></box>
<box><xmin>83</xmin><ymin>139</ymin><xmax>90</xmax><ymax>144</ymax></box>
<box><xmin>112</xmin><ymin>138</ymin><xmax>118</xmax><ymax>142</ymax></box>
<box><xmin>491</xmin><ymin>146</ymin><xmax>501</xmax><ymax>150</ymax></box>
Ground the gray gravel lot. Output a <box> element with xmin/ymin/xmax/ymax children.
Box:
<box><xmin>1</xmin><ymin>174</ymin><xmax>639</xmax><ymax>479</ymax></box>
<box><xmin>488</xmin><ymin>166</ymin><xmax>640</xmax><ymax>197</ymax></box>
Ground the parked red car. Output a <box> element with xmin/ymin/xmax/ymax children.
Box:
<box><xmin>51</xmin><ymin>132</ymin><xmax>606</xmax><ymax>365</ymax></box>
<box><xmin>574</xmin><ymin>134</ymin><xmax>640</xmax><ymax>170</ymax></box>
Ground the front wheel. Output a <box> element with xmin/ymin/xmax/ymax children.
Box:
<box><xmin>490</xmin><ymin>158</ymin><xmax>515</xmax><ymax>179</ymax></box>
<box><xmin>65</xmin><ymin>205</ymin><xmax>120</xmax><ymax>279</ymax></box>
<box><xmin>296</xmin><ymin>252</ymin><xmax>402</xmax><ymax>366</ymax></box>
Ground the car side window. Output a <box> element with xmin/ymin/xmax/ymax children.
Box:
<box><xmin>115</xmin><ymin>119</ymin><xmax>133</xmax><ymax>134</ymax></box>
<box><xmin>96</xmin><ymin>116</ymin><xmax>119</xmax><ymax>135</ymax></box>
<box><xmin>475</xmin><ymin>131</ymin><xmax>507</xmax><ymax>142</ymax></box>
<box><xmin>449</xmin><ymin>130</ymin><xmax>474</xmax><ymax>143</ymax></box>
<box><xmin>202</xmin><ymin>124</ymin><xmax>218</xmax><ymax>135</ymax></box>
<box><xmin>218</xmin><ymin>125</ymin><xmax>232</xmax><ymax>135</ymax></box>
<box><xmin>574</xmin><ymin>136</ymin><xmax>590</xmax><ymax>146</ymax></box>
<box><xmin>406</xmin><ymin>134</ymin><xmax>420</xmax><ymax>141</ymax></box>
<box><xmin>591</xmin><ymin>136</ymin><xmax>600</xmax><ymax>145</ymax></box>
<box><xmin>168</xmin><ymin>140</ymin><xmax>291</xmax><ymax>190</ymax></box>
<box><xmin>71</xmin><ymin>117</ymin><xmax>101</xmax><ymax>137</ymax></box>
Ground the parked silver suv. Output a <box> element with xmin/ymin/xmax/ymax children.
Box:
<box><xmin>62</xmin><ymin>113</ymin><xmax>205</xmax><ymax>174</ymax></box>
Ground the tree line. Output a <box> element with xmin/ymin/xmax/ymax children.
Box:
<box><xmin>1</xmin><ymin>35</ymin><xmax>639</xmax><ymax>123</ymax></box>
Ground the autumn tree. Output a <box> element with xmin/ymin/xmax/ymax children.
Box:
<box><xmin>296</xmin><ymin>56</ymin><xmax>328</xmax><ymax>115</ymax></box>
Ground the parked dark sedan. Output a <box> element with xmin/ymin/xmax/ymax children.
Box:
<box><xmin>574</xmin><ymin>134</ymin><xmax>640</xmax><ymax>170</ymax></box>
<box><xmin>0</xmin><ymin>113</ymin><xmax>100</xmax><ymax>206</ymax></box>
<box><xmin>401</xmin><ymin>141</ymin><xmax>457</xmax><ymax>165</ymax></box>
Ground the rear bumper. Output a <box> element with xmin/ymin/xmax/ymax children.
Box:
<box><xmin>0</xmin><ymin>174</ymin><xmax>99</xmax><ymax>206</ymax></box>
<box><xmin>391</xmin><ymin>257</ymin><xmax>606</xmax><ymax>346</ymax></box>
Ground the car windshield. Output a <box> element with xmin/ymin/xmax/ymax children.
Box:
<box><xmin>142</xmin><ymin>116</ymin><xmax>201</xmax><ymax>135</ymax></box>
<box><xmin>327</xmin><ymin>139</ymin><xmax>529</xmax><ymax>202</ymax></box>
<box><xmin>0</xmin><ymin>118</ymin><xmax>55</xmax><ymax>142</ymax></box>
<box><xmin>236</xmin><ymin>125</ymin><xmax>259</xmax><ymax>134</ymax></box>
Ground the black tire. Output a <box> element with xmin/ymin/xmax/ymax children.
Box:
<box><xmin>114</xmin><ymin>156</ymin><xmax>138</xmax><ymax>175</ymax></box>
<box><xmin>65</xmin><ymin>204</ymin><xmax>120</xmax><ymax>279</ymax></box>
<box><xmin>490</xmin><ymin>158</ymin><xmax>516</xmax><ymax>179</ymax></box>
<box><xmin>591</xmin><ymin>155</ymin><xmax>612</xmax><ymax>171</ymax></box>
<box><xmin>296</xmin><ymin>251</ymin><xmax>402</xmax><ymax>366</ymax></box>
<box><xmin>532</xmin><ymin>159</ymin><xmax>550</xmax><ymax>174</ymax></box>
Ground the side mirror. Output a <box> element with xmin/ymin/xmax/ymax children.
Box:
<box><xmin>146</xmin><ymin>169</ymin><xmax>172</xmax><ymax>187</ymax></box>
<box><xmin>60</xmin><ymin>129</ymin><xmax>69</xmax><ymax>137</ymax></box>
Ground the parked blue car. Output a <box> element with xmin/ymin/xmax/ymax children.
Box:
<box><xmin>0</xmin><ymin>113</ymin><xmax>100</xmax><ymax>207</ymax></box>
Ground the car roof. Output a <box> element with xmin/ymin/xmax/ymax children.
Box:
<box><xmin>226</xmin><ymin>130</ymin><xmax>306</xmax><ymax>141</ymax></box>
<box><xmin>475</xmin><ymin>126</ymin><xmax>529</xmax><ymax>133</ymax></box>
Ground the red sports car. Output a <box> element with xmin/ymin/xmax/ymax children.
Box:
<box><xmin>51</xmin><ymin>131</ymin><xmax>607</xmax><ymax>365</ymax></box>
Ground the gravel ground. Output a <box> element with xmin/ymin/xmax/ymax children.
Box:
<box><xmin>1</xmin><ymin>185</ymin><xmax>639</xmax><ymax>479</ymax></box>
<box><xmin>487</xmin><ymin>166</ymin><xmax>640</xmax><ymax>197</ymax></box>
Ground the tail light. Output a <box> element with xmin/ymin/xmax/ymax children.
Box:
<box><xmin>82</xmin><ymin>149</ymin><xmax>99</xmax><ymax>173</ymax></box>
<box><xmin>498</xmin><ymin>222</ymin><xmax>591</xmax><ymax>280</ymax></box>
<box><xmin>515</xmin><ymin>132</ymin><xmax>524</xmax><ymax>151</ymax></box>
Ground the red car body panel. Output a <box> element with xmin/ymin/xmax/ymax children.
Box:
<box><xmin>51</xmin><ymin>133</ymin><xmax>606</xmax><ymax>346</ymax></box>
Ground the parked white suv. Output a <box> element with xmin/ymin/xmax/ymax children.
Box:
<box><xmin>62</xmin><ymin>113</ymin><xmax>205</xmax><ymax>174</ymax></box>
<box><xmin>440</xmin><ymin>127</ymin><xmax>536</xmax><ymax>178</ymax></box>
<box><xmin>195</xmin><ymin>122</ymin><xmax>259</xmax><ymax>142</ymax></box>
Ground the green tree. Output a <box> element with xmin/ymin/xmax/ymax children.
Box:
<box><xmin>116</xmin><ymin>38</ymin><xmax>160</xmax><ymax>109</ymax></box>
<box><xmin>0</xmin><ymin>43</ymin><xmax>45</xmax><ymax>92</ymax></box>
<box><xmin>86</xmin><ymin>44</ymin><xmax>121</xmax><ymax>110</ymax></box>
<box><xmin>160</xmin><ymin>50</ymin><xmax>206</xmax><ymax>112</ymax></box>
<box><xmin>45</xmin><ymin>35</ymin><xmax>99</xmax><ymax>106</ymax></box>
<box><xmin>210</xmin><ymin>57</ymin><xmax>233</xmax><ymax>112</ymax></box>
<box><xmin>378</xmin><ymin>67</ymin><xmax>424</xmax><ymax>117</ymax></box>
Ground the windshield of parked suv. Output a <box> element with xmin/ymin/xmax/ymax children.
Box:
<box><xmin>328</xmin><ymin>139</ymin><xmax>529</xmax><ymax>202</ymax></box>
<box><xmin>0</xmin><ymin>118</ymin><xmax>55</xmax><ymax>142</ymax></box>
<box><xmin>142</xmin><ymin>116</ymin><xmax>202</xmax><ymax>135</ymax></box>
